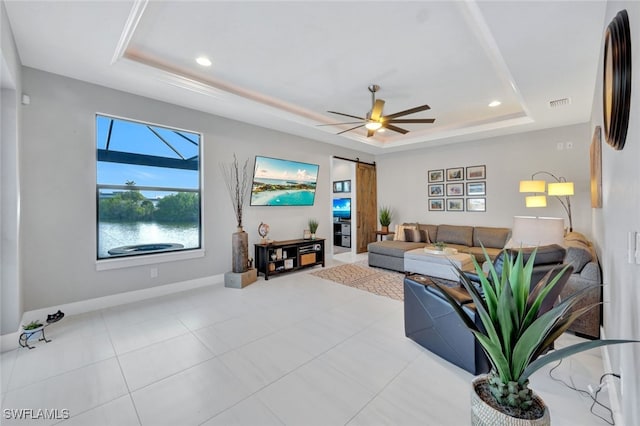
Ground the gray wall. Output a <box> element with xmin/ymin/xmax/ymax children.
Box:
<box><xmin>375</xmin><ymin>123</ymin><xmax>592</xmax><ymax>234</ymax></box>
<box><xmin>19</xmin><ymin>68</ymin><xmax>372</xmax><ymax>313</ymax></box>
<box><xmin>1</xmin><ymin>0</ymin><xmax>23</xmax><ymax>334</ymax></box>
<box><xmin>591</xmin><ymin>2</ymin><xmax>640</xmax><ymax>424</ymax></box>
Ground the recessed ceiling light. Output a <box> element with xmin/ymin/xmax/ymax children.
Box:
<box><xmin>196</xmin><ymin>56</ymin><xmax>212</xmax><ymax>67</ymax></box>
<box><xmin>488</xmin><ymin>100</ymin><xmax>501</xmax><ymax>107</ymax></box>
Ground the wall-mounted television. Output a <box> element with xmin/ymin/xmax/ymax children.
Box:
<box><xmin>333</xmin><ymin>198</ymin><xmax>351</xmax><ymax>220</ymax></box>
<box><xmin>250</xmin><ymin>156</ymin><xmax>319</xmax><ymax>206</ymax></box>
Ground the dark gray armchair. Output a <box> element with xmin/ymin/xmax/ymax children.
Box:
<box><xmin>404</xmin><ymin>245</ymin><xmax>573</xmax><ymax>374</ymax></box>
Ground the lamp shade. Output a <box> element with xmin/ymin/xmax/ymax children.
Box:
<box><xmin>509</xmin><ymin>216</ymin><xmax>565</xmax><ymax>247</ymax></box>
<box><xmin>519</xmin><ymin>180</ymin><xmax>546</xmax><ymax>193</ymax></box>
<box><xmin>548</xmin><ymin>181</ymin><xmax>574</xmax><ymax>196</ymax></box>
<box><xmin>525</xmin><ymin>195</ymin><xmax>547</xmax><ymax>207</ymax></box>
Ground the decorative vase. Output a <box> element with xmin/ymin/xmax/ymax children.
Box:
<box><xmin>311</xmin><ymin>233</ymin><xmax>316</xmax><ymax>240</ymax></box>
<box><xmin>471</xmin><ymin>376</ymin><xmax>549</xmax><ymax>426</ymax></box>
<box><xmin>381</xmin><ymin>225</ymin><xmax>389</xmax><ymax>233</ymax></box>
<box><xmin>232</xmin><ymin>227</ymin><xmax>248</xmax><ymax>273</ymax></box>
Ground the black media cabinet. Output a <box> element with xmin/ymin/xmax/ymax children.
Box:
<box><xmin>255</xmin><ymin>238</ymin><xmax>325</xmax><ymax>280</ymax></box>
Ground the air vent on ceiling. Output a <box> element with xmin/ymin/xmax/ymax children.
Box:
<box><xmin>549</xmin><ymin>97</ymin><xmax>571</xmax><ymax>108</ymax></box>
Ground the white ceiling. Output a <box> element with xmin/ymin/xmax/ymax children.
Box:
<box><xmin>4</xmin><ymin>0</ymin><xmax>607</xmax><ymax>154</ymax></box>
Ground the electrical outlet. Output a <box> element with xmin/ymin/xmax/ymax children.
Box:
<box><xmin>566</xmin><ymin>141</ymin><xmax>573</xmax><ymax>149</ymax></box>
<box><xmin>556</xmin><ymin>142</ymin><xmax>564</xmax><ymax>150</ymax></box>
<box><xmin>150</xmin><ymin>267</ymin><xmax>158</xmax><ymax>278</ymax></box>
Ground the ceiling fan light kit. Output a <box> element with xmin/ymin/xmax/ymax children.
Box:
<box><xmin>325</xmin><ymin>84</ymin><xmax>435</xmax><ymax>137</ymax></box>
<box><xmin>365</xmin><ymin>121</ymin><xmax>383</xmax><ymax>131</ymax></box>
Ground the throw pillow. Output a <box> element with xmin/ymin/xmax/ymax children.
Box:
<box><xmin>404</xmin><ymin>228</ymin><xmax>428</xmax><ymax>243</ymax></box>
<box><xmin>394</xmin><ymin>224</ymin><xmax>416</xmax><ymax>241</ymax></box>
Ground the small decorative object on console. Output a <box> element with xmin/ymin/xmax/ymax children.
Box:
<box><xmin>258</xmin><ymin>222</ymin><xmax>270</xmax><ymax>243</ymax></box>
<box><xmin>308</xmin><ymin>219</ymin><xmax>319</xmax><ymax>239</ymax></box>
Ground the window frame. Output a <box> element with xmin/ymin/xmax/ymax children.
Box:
<box><xmin>94</xmin><ymin>113</ymin><xmax>204</xmax><ymax>269</ymax></box>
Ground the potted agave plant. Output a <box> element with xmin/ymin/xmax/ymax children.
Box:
<box><xmin>434</xmin><ymin>248</ymin><xmax>637</xmax><ymax>425</ymax></box>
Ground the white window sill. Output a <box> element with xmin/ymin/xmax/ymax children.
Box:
<box><xmin>96</xmin><ymin>249</ymin><xmax>205</xmax><ymax>271</ymax></box>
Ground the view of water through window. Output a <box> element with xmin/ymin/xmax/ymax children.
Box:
<box><xmin>98</xmin><ymin>222</ymin><xmax>199</xmax><ymax>259</ymax></box>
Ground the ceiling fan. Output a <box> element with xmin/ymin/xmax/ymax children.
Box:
<box><xmin>321</xmin><ymin>85</ymin><xmax>435</xmax><ymax>137</ymax></box>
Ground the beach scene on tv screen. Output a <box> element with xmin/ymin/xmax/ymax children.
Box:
<box><xmin>250</xmin><ymin>156</ymin><xmax>319</xmax><ymax>206</ymax></box>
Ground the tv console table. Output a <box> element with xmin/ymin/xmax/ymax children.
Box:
<box><xmin>255</xmin><ymin>238</ymin><xmax>325</xmax><ymax>280</ymax></box>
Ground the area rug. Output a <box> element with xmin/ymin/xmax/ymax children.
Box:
<box><xmin>310</xmin><ymin>261</ymin><xmax>405</xmax><ymax>301</ymax></box>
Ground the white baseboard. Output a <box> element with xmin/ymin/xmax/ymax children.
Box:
<box><xmin>0</xmin><ymin>274</ymin><xmax>224</xmax><ymax>352</ymax></box>
<box><xmin>600</xmin><ymin>327</ymin><xmax>623</xmax><ymax>426</ymax></box>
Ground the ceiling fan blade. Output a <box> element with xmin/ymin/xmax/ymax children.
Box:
<box><xmin>370</xmin><ymin>99</ymin><xmax>385</xmax><ymax>121</ymax></box>
<box><xmin>383</xmin><ymin>104</ymin><xmax>431</xmax><ymax>119</ymax></box>
<box><xmin>367</xmin><ymin>129</ymin><xmax>375</xmax><ymax>138</ymax></box>
<box><xmin>327</xmin><ymin>111</ymin><xmax>365</xmax><ymax>121</ymax></box>
<box><xmin>386</xmin><ymin>118</ymin><xmax>436</xmax><ymax>124</ymax></box>
<box><xmin>337</xmin><ymin>124</ymin><xmax>365</xmax><ymax>135</ymax></box>
<box><xmin>384</xmin><ymin>124</ymin><xmax>410</xmax><ymax>135</ymax></box>
<box><xmin>316</xmin><ymin>121</ymin><xmax>364</xmax><ymax>127</ymax></box>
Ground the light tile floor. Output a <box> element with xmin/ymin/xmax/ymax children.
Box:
<box><xmin>1</xmin><ymin>255</ymin><xmax>613</xmax><ymax>425</ymax></box>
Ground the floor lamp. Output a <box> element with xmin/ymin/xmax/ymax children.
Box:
<box><xmin>519</xmin><ymin>171</ymin><xmax>574</xmax><ymax>232</ymax></box>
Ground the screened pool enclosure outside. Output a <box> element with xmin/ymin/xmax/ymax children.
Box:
<box><xmin>96</xmin><ymin>115</ymin><xmax>201</xmax><ymax>259</ymax></box>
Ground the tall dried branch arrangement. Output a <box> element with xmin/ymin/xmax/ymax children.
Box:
<box><xmin>220</xmin><ymin>154</ymin><xmax>251</xmax><ymax>229</ymax></box>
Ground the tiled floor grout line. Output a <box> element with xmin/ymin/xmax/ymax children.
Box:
<box><xmin>102</xmin><ymin>308</ymin><xmax>144</xmax><ymax>426</ymax></box>
<box><xmin>343</xmin><ymin>355</ymin><xmax>418</xmax><ymax>426</ymax></box>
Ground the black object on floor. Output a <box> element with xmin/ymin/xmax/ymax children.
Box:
<box><xmin>46</xmin><ymin>310</ymin><xmax>65</xmax><ymax>324</ymax></box>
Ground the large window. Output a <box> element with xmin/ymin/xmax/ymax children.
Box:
<box><xmin>96</xmin><ymin>114</ymin><xmax>201</xmax><ymax>260</ymax></box>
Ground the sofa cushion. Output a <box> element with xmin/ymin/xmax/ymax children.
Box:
<box><xmin>394</xmin><ymin>224</ymin><xmax>416</xmax><ymax>241</ymax></box>
<box><xmin>435</xmin><ymin>225</ymin><xmax>473</xmax><ymax>246</ymax></box>
<box><xmin>405</xmin><ymin>228</ymin><xmax>429</xmax><ymax>243</ymax></box>
<box><xmin>564</xmin><ymin>232</ymin><xmax>597</xmax><ymax>273</ymax></box>
<box><xmin>565</xmin><ymin>244</ymin><xmax>593</xmax><ymax>273</ymax></box>
<box><xmin>465</xmin><ymin>246</ymin><xmax>503</xmax><ymax>263</ymax></box>
<box><xmin>417</xmin><ymin>224</ymin><xmax>438</xmax><ymax>243</ymax></box>
<box><xmin>500</xmin><ymin>244</ymin><xmax>566</xmax><ymax>267</ymax></box>
<box><xmin>368</xmin><ymin>240</ymin><xmax>425</xmax><ymax>257</ymax></box>
<box><xmin>473</xmin><ymin>227</ymin><xmax>510</xmax><ymax>249</ymax></box>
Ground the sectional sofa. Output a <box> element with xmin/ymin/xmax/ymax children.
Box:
<box><xmin>368</xmin><ymin>223</ymin><xmax>602</xmax><ymax>339</ymax></box>
<box><xmin>367</xmin><ymin>223</ymin><xmax>511</xmax><ymax>272</ymax></box>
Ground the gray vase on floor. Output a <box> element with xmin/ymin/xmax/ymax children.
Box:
<box><xmin>232</xmin><ymin>228</ymin><xmax>248</xmax><ymax>273</ymax></box>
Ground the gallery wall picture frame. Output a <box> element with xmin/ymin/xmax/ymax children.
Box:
<box><xmin>467</xmin><ymin>198</ymin><xmax>486</xmax><ymax>212</ymax></box>
<box><xmin>466</xmin><ymin>165</ymin><xmax>486</xmax><ymax>180</ymax></box>
<box><xmin>429</xmin><ymin>198</ymin><xmax>444</xmax><ymax>211</ymax></box>
<box><xmin>333</xmin><ymin>181</ymin><xmax>343</xmax><ymax>193</ymax></box>
<box><xmin>428</xmin><ymin>184</ymin><xmax>444</xmax><ymax>197</ymax></box>
<box><xmin>446</xmin><ymin>167</ymin><xmax>464</xmax><ymax>181</ymax></box>
<box><xmin>466</xmin><ymin>181</ymin><xmax>486</xmax><ymax>196</ymax></box>
<box><xmin>590</xmin><ymin>126</ymin><xmax>603</xmax><ymax>208</ymax></box>
<box><xmin>428</xmin><ymin>169</ymin><xmax>444</xmax><ymax>182</ymax></box>
<box><xmin>446</xmin><ymin>198</ymin><xmax>464</xmax><ymax>211</ymax></box>
<box><xmin>446</xmin><ymin>183</ymin><xmax>464</xmax><ymax>197</ymax></box>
